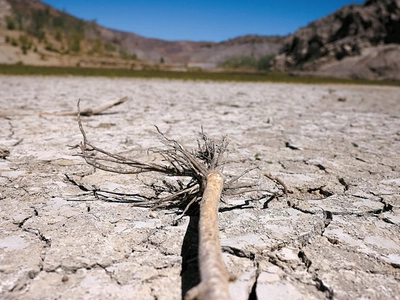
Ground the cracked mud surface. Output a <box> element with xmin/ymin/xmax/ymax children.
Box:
<box><xmin>1</xmin><ymin>76</ymin><xmax>399</xmax><ymax>300</ymax></box>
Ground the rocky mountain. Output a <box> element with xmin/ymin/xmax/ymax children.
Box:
<box><xmin>273</xmin><ymin>0</ymin><xmax>400</xmax><ymax>80</ymax></box>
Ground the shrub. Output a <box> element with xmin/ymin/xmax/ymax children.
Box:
<box><xmin>105</xmin><ymin>42</ymin><xmax>116</xmax><ymax>52</ymax></box>
<box><xmin>11</xmin><ymin>38</ymin><xmax>18</xmax><ymax>47</ymax></box>
<box><xmin>257</xmin><ymin>54</ymin><xmax>276</xmax><ymax>71</ymax></box>
<box><xmin>45</xmin><ymin>42</ymin><xmax>59</xmax><ymax>52</ymax></box>
<box><xmin>19</xmin><ymin>35</ymin><xmax>32</xmax><ymax>54</ymax></box>
<box><xmin>219</xmin><ymin>56</ymin><xmax>258</xmax><ymax>69</ymax></box>
<box><xmin>67</xmin><ymin>33</ymin><xmax>82</xmax><ymax>53</ymax></box>
<box><xmin>119</xmin><ymin>50</ymin><xmax>137</xmax><ymax>60</ymax></box>
<box><xmin>6</xmin><ymin>17</ymin><xmax>15</xmax><ymax>30</ymax></box>
<box><xmin>55</xmin><ymin>28</ymin><xmax>63</xmax><ymax>41</ymax></box>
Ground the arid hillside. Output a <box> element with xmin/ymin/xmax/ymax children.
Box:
<box><xmin>0</xmin><ymin>0</ymin><xmax>399</xmax><ymax>79</ymax></box>
<box><xmin>0</xmin><ymin>0</ymin><xmax>285</xmax><ymax>70</ymax></box>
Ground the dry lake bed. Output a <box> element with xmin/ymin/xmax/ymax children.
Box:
<box><xmin>0</xmin><ymin>76</ymin><xmax>399</xmax><ymax>299</ymax></box>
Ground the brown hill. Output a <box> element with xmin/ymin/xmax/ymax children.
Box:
<box><xmin>273</xmin><ymin>0</ymin><xmax>400</xmax><ymax>80</ymax></box>
<box><xmin>0</xmin><ymin>0</ymin><xmax>285</xmax><ymax>70</ymax></box>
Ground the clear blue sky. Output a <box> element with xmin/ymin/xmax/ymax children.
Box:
<box><xmin>42</xmin><ymin>0</ymin><xmax>366</xmax><ymax>42</ymax></box>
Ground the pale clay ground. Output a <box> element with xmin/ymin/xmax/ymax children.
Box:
<box><xmin>0</xmin><ymin>76</ymin><xmax>399</xmax><ymax>300</ymax></box>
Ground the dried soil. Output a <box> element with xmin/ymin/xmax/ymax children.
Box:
<box><xmin>0</xmin><ymin>76</ymin><xmax>399</xmax><ymax>299</ymax></box>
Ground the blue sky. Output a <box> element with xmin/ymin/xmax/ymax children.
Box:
<box><xmin>42</xmin><ymin>0</ymin><xmax>365</xmax><ymax>42</ymax></box>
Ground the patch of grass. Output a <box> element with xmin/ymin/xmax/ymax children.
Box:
<box><xmin>0</xmin><ymin>63</ymin><xmax>399</xmax><ymax>86</ymax></box>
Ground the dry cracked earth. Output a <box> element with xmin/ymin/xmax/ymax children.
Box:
<box><xmin>0</xmin><ymin>76</ymin><xmax>399</xmax><ymax>300</ymax></box>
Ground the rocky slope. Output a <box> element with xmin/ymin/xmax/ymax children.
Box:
<box><xmin>274</xmin><ymin>0</ymin><xmax>400</xmax><ymax>80</ymax></box>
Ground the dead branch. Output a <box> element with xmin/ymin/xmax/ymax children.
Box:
<box><xmin>264</xmin><ymin>172</ymin><xmax>290</xmax><ymax>195</ymax></box>
<box><xmin>75</xmin><ymin>100</ymin><xmax>287</xmax><ymax>300</ymax></box>
<box><xmin>184</xmin><ymin>171</ymin><xmax>231</xmax><ymax>300</ymax></box>
<box><xmin>42</xmin><ymin>96</ymin><xmax>128</xmax><ymax>116</ymax></box>
<box><xmin>77</xmin><ymin>96</ymin><xmax>128</xmax><ymax>116</ymax></box>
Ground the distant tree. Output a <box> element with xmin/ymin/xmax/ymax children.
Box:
<box><xmin>160</xmin><ymin>56</ymin><xmax>165</xmax><ymax>64</ymax></box>
<box><xmin>6</xmin><ymin>17</ymin><xmax>15</xmax><ymax>30</ymax></box>
<box><xmin>53</xmin><ymin>16</ymin><xmax>65</xmax><ymax>29</ymax></box>
<box><xmin>105</xmin><ymin>42</ymin><xmax>116</xmax><ymax>52</ymax></box>
<box><xmin>29</xmin><ymin>9</ymin><xmax>47</xmax><ymax>39</ymax></box>
<box><xmin>19</xmin><ymin>35</ymin><xmax>32</xmax><ymax>54</ymax></box>
<box><xmin>10</xmin><ymin>37</ymin><xmax>18</xmax><ymax>47</ymax></box>
<box><xmin>68</xmin><ymin>33</ymin><xmax>81</xmax><ymax>53</ymax></box>
<box><xmin>15</xmin><ymin>13</ymin><xmax>23</xmax><ymax>30</ymax></box>
<box><xmin>90</xmin><ymin>39</ymin><xmax>103</xmax><ymax>55</ymax></box>
<box><xmin>55</xmin><ymin>28</ymin><xmax>63</xmax><ymax>41</ymax></box>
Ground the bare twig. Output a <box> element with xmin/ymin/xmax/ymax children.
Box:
<box><xmin>264</xmin><ymin>172</ymin><xmax>289</xmax><ymax>195</ymax></box>
<box><xmin>1</xmin><ymin>97</ymin><xmax>128</xmax><ymax>117</ymax></box>
<box><xmin>77</xmin><ymin>96</ymin><xmax>128</xmax><ymax>116</ymax></box>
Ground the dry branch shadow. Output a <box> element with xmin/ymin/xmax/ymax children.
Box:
<box><xmin>180</xmin><ymin>213</ymin><xmax>200</xmax><ymax>299</ymax></box>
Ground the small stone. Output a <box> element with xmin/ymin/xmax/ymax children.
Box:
<box><xmin>61</xmin><ymin>275</ymin><xmax>69</xmax><ymax>282</ymax></box>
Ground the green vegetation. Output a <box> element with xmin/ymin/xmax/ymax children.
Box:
<box><xmin>119</xmin><ymin>50</ymin><xmax>137</xmax><ymax>60</ymax></box>
<box><xmin>0</xmin><ymin>63</ymin><xmax>398</xmax><ymax>87</ymax></box>
<box><xmin>257</xmin><ymin>54</ymin><xmax>276</xmax><ymax>71</ymax></box>
<box><xmin>104</xmin><ymin>42</ymin><xmax>116</xmax><ymax>53</ymax></box>
<box><xmin>5</xmin><ymin>36</ymin><xmax>18</xmax><ymax>47</ymax></box>
<box><xmin>28</xmin><ymin>8</ymin><xmax>49</xmax><ymax>40</ymax></box>
<box><xmin>4</xmin><ymin>5</ymin><xmax>138</xmax><ymax>60</ymax></box>
<box><xmin>5</xmin><ymin>6</ymin><xmax>89</xmax><ymax>55</ymax></box>
<box><xmin>44</xmin><ymin>42</ymin><xmax>59</xmax><ymax>53</ymax></box>
<box><xmin>19</xmin><ymin>35</ymin><xmax>33</xmax><ymax>54</ymax></box>
<box><xmin>219</xmin><ymin>56</ymin><xmax>258</xmax><ymax>70</ymax></box>
<box><xmin>219</xmin><ymin>54</ymin><xmax>276</xmax><ymax>71</ymax></box>
<box><xmin>67</xmin><ymin>33</ymin><xmax>82</xmax><ymax>53</ymax></box>
<box><xmin>89</xmin><ymin>39</ymin><xmax>103</xmax><ymax>55</ymax></box>
<box><xmin>6</xmin><ymin>16</ymin><xmax>16</xmax><ymax>30</ymax></box>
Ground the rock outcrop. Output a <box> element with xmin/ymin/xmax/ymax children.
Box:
<box><xmin>274</xmin><ymin>0</ymin><xmax>400</xmax><ymax>80</ymax></box>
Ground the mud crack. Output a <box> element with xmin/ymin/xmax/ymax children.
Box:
<box><xmin>222</xmin><ymin>245</ymin><xmax>256</xmax><ymax>260</ymax></box>
<box><xmin>338</xmin><ymin>177</ymin><xmax>349</xmax><ymax>191</ymax></box>
<box><xmin>248</xmin><ymin>261</ymin><xmax>260</xmax><ymax>300</ymax></box>
<box><xmin>298</xmin><ymin>250</ymin><xmax>334</xmax><ymax>299</ymax></box>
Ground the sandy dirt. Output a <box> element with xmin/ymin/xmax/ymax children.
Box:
<box><xmin>0</xmin><ymin>76</ymin><xmax>399</xmax><ymax>299</ymax></box>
